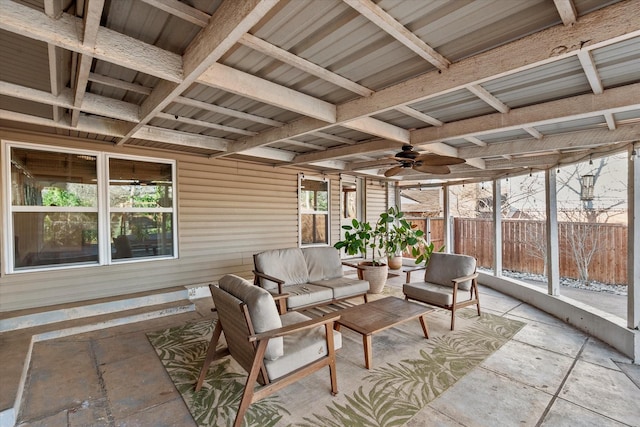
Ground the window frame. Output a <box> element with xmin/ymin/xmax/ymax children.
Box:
<box><xmin>2</xmin><ymin>141</ymin><xmax>178</xmax><ymax>274</ymax></box>
<box><xmin>298</xmin><ymin>175</ymin><xmax>330</xmax><ymax>247</ymax></box>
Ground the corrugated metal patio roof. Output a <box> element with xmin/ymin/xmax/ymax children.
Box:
<box><xmin>0</xmin><ymin>0</ymin><xmax>638</xmax><ymax>185</ymax></box>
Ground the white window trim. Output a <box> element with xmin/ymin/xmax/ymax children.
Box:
<box><xmin>298</xmin><ymin>174</ymin><xmax>330</xmax><ymax>247</ymax></box>
<box><xmin>2</xmin><ymin>140</ymin><xmax>178</xmax><ymax>274</ymax></box>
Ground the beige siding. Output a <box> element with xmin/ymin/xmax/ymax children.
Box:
<box><xmin>0</xmin><ymin>130</ymin><xmax>393</xmax><ymax>311</ymax></box>
<box><xmin>366</xmin><ymin>178</ymin><xmax>388</xmax><ymax>223</ymax></box>
<box><xmin>0</xmin><ymin>131</ymin><xmax>302</xmax><ymax>311</ymax></box>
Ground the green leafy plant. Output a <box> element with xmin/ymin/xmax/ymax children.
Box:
<box><xmin>414</xmin><ymin>241</ymin><xmax>445</xmax><ymax>266</ymax></box>
<box><xmin>380</xmin><ymin>206</ymin><xmax>425</xmax><ymax>258</ymax></box>
<box><xmin>334</xmin><ymin>218</ymin><xmax>387</xmax><ymax>265</ymax></box>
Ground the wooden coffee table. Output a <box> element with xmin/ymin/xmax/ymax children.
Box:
<box><xmin>333</xmin><ymin>296</ymin><xmax>433</xmax><ymax>369</ymax></box>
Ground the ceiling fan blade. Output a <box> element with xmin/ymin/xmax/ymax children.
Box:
<box><xmin>413</xmin><ymin>164</ymin><xmax>451</xmax><ymax>174</ymax></box>
<box><xmin>384</xmin><ymin>165</ymin><xmax>405</xmax><ymax>177</ymax></box>
<box><xmin>414</xmin><ymin>153</ymin><xmax>466</xmax><ymax>166</ymax></box>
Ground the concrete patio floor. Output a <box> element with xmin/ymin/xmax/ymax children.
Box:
<box><xmin>1</xmin><ymin>274</ymin><xmax>638</xmax><ymax>427</ymax></box>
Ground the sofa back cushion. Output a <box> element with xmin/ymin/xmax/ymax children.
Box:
<box><xmin>218</xmin><ymin>274</ymin><xmax>284</xmax><ymax>360</ymax></box>
<box><xmin>424</xmin><ymin>252</ymin><xmax>476</xmax><ymax>291</ymax></box>
<box><xmin>254</xmin><ymin>248</ymin><xmax>309</xmax><ymax>291</ymax></box>
<box><xmin>302</xmin><ymin>247</ymin><xmax>343</xmax><ymax>282</ymax></box>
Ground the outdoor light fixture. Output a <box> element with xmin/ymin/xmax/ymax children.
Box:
<box><xmin>580</xmin><ymin>174</ymin><xmax>595</xmax><ymax>201</ymax></box>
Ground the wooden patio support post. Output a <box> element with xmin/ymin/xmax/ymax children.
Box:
<box><xmin>493</xmin><ymin>179</ymin><xmax>502</xmax><ymax>276</ymax></box>
<box><xmin>628</xmin><ymin>143</ymin><xmax>639</xmax><ymax>331</ymax></box>
<box><xmin>545</xmin><ymin>168</ymin><xmax>560</xmax><ymax>296</ymax></box>
<box><xmin>443</xmin><ymin>184</ymin><xmax>451</xmax><ymax>253</ymax></box>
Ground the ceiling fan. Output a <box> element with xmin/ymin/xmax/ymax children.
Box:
<box><xmin>383</xmin><ymin>145</ymin><xmax>466</xmax><ymax>177</ymax></box>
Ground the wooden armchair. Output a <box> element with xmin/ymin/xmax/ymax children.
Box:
<box><xmin>195</xmin><ymin>274</ymin><xmax>341</xmax><ymax>427</ymax></box>
<box><xmin>403</xmin><ymin>252</ymin><xmax>480</xmax><ymax>330</ymax></box>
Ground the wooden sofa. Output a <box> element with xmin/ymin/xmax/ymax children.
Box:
<box><xmin>403</xmin><ymin>252</ymin><xmax>480</xmax><ymax>330</ymax></box>
<box><xmin>253</xmin><ymin>247</ymin><xmax>369</xmax><ymax>313</ymax></box>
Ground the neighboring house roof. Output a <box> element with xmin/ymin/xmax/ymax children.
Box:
<box><xmin>0</xmin><ymin>1</ymin><xmax>637</xmax><ymax>186</ymax></box>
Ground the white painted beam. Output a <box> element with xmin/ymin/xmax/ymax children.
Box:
<box><xmin>0</xmin><ymin>0</ymin><xmax>184</xmax><ymax>82</ymax></box>
<box><xmin>523</xmin><ymin>126</ymin><xmax>544</xmax><ymax>139</ymax></box>
<box><xmin>341</xmin><ymin>117</ymin><xmax>409</xmax><ymax>143</ymax></box>
<box><xmin>553</xmin><ymin>0</ymin><xmax>578</xmax><ymax>26</ymax></box>
<box><xmin>198</xmin><ymin>63</ymin><xmax>337</xmax><ymax>123</ymax></box>
<box><xmin>235</xmin><ymin>1</ymin><xmax>639</xmax><ymax>152</ymax></box>
<box><xmin>138</xmin><ymin>0</ymin><xmax>210</xmax><ymax>27</ymax></box>
<box><xmin>313</xmin><ymin>131</ymin><xmax>357</xmax><ymax>145</ymax></box>
<box><xmin>465</xmin><ymin>136</ymin><xmax>487</xmax><ymax>147</ymax></box>
<box><xmin>293</xmin><ymin>139</ymin><xmax>402</xmax><ymax>164</ymax></box>
<box><xmin>239</xmin><ymin>33</ymin><xmax>374</xmax><ymax>97</ymax></box>
<box><xmin>119</xmin><ymin>0</ymin><xmax>279</xmax><ymax>144</ymax></box>
<box><xmin>467</xmin><ymin>84</ymin><xmax>510</xmax><ymax>113</ymax></box>
<box><xmin>155</xmin><ymin>112</ymin><xmax>257</xmax><ymax>136</ymax></box>
<box><xmin>412</xmin><ymin>83</ymin><xmax>640</xmax><ymax>144</ymax></box>
<box><xmin>342</xmin><ymin>0</ymin><xmax>450</xmax><ymax>71</ymax></box>
<box><xmin>604</xmin><ymin>112</ymin><xmax>617</xmax><ymax>130</ymax></box>
<box><xmin>88</xmin><ymin>73</ymin><xmax>152</xmax><ymax>95</ymax></box>
<box><xmin>577</xmin><ymin>50</ymin><xmax>604</xmax><ymax>94</ymax></box>
<box><xmin>133</xmin><ymin>126</ymin><xmax>228</xmax><ymax>151</ymax></box>
<box><xmin>396</xmin><ymin>105</ymin><xmax>443</xmax><ymax>126</ymax></box>
<box><xmin>175</xmin><ymin>96</ymin><xmax>284</xmax><ymax>127</ymax></box>
<box><xmin>459</xmin><ymin>125</ymin><xmax>640</xmax><ymax>159</ymax></box>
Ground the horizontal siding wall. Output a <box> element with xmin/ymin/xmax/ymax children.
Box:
<box><xmin>0</xmin><ymin>130</ymin><xmax>315</xmax><ymax>311</ymax></box>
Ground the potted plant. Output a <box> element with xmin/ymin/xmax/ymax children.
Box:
<box><xmin>379</xmin><ymin>206</ymin><xmax>425</xmax><ymax>269</ymax></box>
<box><xmin>335</xmin><ymin>217</ymin><xmax>388</xmax><ymax>293</ymax></box>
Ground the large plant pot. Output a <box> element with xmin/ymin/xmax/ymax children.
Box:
<box><xmin>359</xmin><ymin>262</ymin><xmax>388</xmax><ymax>294</ymax></box>
<box><xmin>387</xmin><ymin>255</ymin><xmax>403</xmax><ymax>270</ymax></box>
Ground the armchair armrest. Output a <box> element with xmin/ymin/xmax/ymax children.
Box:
<box><xmin>451</xmin><ymin>272</ymin><xmax>479</xmax><ymax>285</ymax></box>
<box><xmin>403</xmin><ymin>264</ymin><xmax>425</xmax><ymax>283</ymax></box>
<box><xmin>249</xmin><ymin>313</ymin><xmax>341</xmax><ymax>342</ymax></box>
<box><xmin>341</xmin><ymin>261</ymin><xmax>365</xmax><ymax>271</ymax></box>
<box><xmin>253</xmin><ymin>270</ymin><xmax>285</xmax><ymax>294</ymax></box>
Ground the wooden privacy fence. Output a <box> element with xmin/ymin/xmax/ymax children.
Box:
<box><xmin>408</xmin><ymin>217</ymin><xmax>628</xmax><ymax>286</ymax></box>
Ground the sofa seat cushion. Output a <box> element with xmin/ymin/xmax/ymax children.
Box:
<box><xmin>254</xmin><ymin>248</ymin><xmax>309</xmax><ymax>291</ymax></box>
<box><xmin>403</xmin><ymin>282</ymin><xmax>473</xmax><ymax>307</ymax></box>
<box><xmin>302</xmin><ymin>247</ymin><xmax>344</xmax><ymax>281</ymax></box>
<box><xmin>309</xmin><ymin>277</ymin><xmax>369</xmax><ymax>299</ymax></box>
<box><xmin>264</xmin><ymin>311</ymin><xmax>342</xmax><ymax>380</ymax></box>
<box><xmin>271</xmin><ymin>283</ymin><xmax>333</xmax><ymax>309</ymax></box>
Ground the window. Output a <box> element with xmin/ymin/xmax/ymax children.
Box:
<box><xmin>3</xmin><ymin>142</ymin><xmax>176</xmax><ymax>272</ymax></box>
<box><xmin>299</xmin><ymin>177</ymin><xmax>329</xmax><ymax>245</ymax></box>
<box><xmin>109</xmin><ymin>157</ymin><xmax>174</xmax><ymax>260</ymax></box>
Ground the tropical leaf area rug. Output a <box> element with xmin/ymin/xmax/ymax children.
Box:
<box><xmin>147</xmin><ymin>303</ymin><xmax>524</xmax><ymax>427</ymax></box>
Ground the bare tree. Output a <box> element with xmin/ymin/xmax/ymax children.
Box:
<box><xmin>556</xmin><ymin>157</ymin><xmax>626</xmax><ymax>282</ymax></box>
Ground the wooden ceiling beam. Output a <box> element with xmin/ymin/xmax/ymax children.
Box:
<box><xmin>341</xmin><ymin>117</ymin><xmax>409</xmax><ymax>143</ymax></box>
<box><xmin>71</xmin><ymin>0</ymin><xmax>105</xmax><ymax>127</ymax></box>
<box><xmin>120</xmin><ymin>0</ymin><xmax>279</xmax><ymax>145</ymax></box>
<box><xmin>234</xmin><ymin>1</ymin><xmax>638</xmax><ymax>152</ymax></box>
<box><xmin>412</xmin><ymin>82</ymin><xmax>640</xmax><ymax>144</ymax></box>
<box><xmin>175</xmin><ymin>97</ymin><xmax>284</xmax><ymax>127</ymax></box>
<box><xmin>88</xmin><ymin>73</ymin><xmax>153</xmax><ymax>95</ymax></box>
<box><xmin>577</xmin><ymin>50</ymin><xmax>604</xmax><ymax>94</ymax></box>
<box><xmin>138</xmin><ymin>0</ymin><xmax>210</xmax><ymax>27</ymax></box>
<box><xmin>0</xmin><ymin>0</ymin><xmax>184</xmax><ymax>82</ymax></box>
<box><xmin>458</xmin><ymin>125</ymin><xmax>640</xmax><ymax>159</ymax></box>
<box><xmin>238</xmin><ymin>33</ymin><xmax>374</xmax><ymax>97</ymax></box>
<box><xmin>395</xmin><ymin>106</ymin><xmax>443</xmax><ymax>127</ymax></box>
<box><xmin>293</xmin><ymin>139</ymin><xmax>403</xmax><ymax>164</ymax></box>
<box><xmin>342</xmin><ymin>0</ymin><xmax>449</xmax><ymax>71</ymax></box>
<box><xmin>553</xmin><ymin>0</ymin><xmax>578</xmax><ymax>26</ymax></box>
<box><xmin>467</xmin><ymin>84</ymin><xmax>510</xmax><ymax>113</ymax></box>
<box><xmin>197</xmin><ymin>63</ymin><xmax>336</xmax><ymax>123</ymax></box>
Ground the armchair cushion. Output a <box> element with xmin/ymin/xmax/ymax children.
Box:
<box><xmin>218</xmin><ymin>274</ymin><xmax>283</xmax><ymax>360</ymax></box>
<box><xmin>402</xmin><ymin>282</ymin><xmax>472</xmax><ymax>307</ymax></box>
<box><xmin>264</xmin><ymin>311</ymin><xmax>343</xmax><ymax>380</ymax></box>
<box><xmin>254</xmin><ymin>248</ymin><xmax>309</xmax><ymax>291</ymax></box>
<box><xmin>424</xmin><ymin>252</ymin><xmax>476</xmax><ymax>291</ymax></box>
<box><xmin>302</xmin><ymin>247</ymin><xmax>343</xmax><ymax>281</ymax></box>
